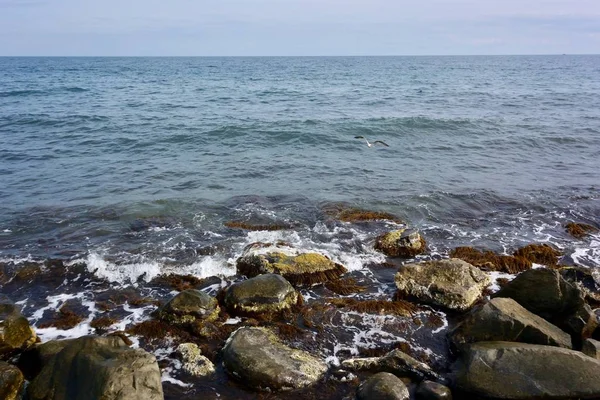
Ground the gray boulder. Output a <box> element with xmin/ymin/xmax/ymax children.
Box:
<box><xmin>222</xmin><ymin>327</ymin><xmax>327</xmax><ymax>391</ymax></box>
<box><xmin>375</xmin><ymin>229</ymin><xmax>427</xmax><ymax>258</ymax></box>
<box><xmin>224</xmin><ymin>274</ymin><xmax>299</xmax><ymax>316</ymax></box>
<box><xmin>416</xmin><ymin>380</ymin><xmax>453</xmax><ymax>400</ymax></box>
<box><xmin>0</xmin><ymin>361</ymin><xmax>24</xmax><ymax>400</ymax></box>
<box><xmin>395</xmin><ymin>259</ymin><xmax>490</xmax><ymax>311</ymax></box>
<box><xmin>0</xmin><ymin>295</ymin><xmax>36</xmax><ymax>359</ymax></box>
<box><xmin>158</xmin><ymin>289</ymin><xmax>219</xmax><ymax>324</ymax></box>
<box><xmin>452</xmin><ymin>341</ymin><xmax>600</xmax><ymax>399</ymax></box>
<box><xmin>450</xmin><ymin>297</ymin><xmax>572</xmax><ymax>349</ymax></box>
<box><xmin>582</xmin><ymin>338</ymin><xmax>600</xmax><ymax>359</ymax></box>
<box><xmin>27</xmin><ymin>335</ymin><xmax>163</xmax><ymax>400</ymax></box>
<box><xmin>357</xmin><ymin>372</ymin><xmax>409</xmax><ymax>400</ymax></box>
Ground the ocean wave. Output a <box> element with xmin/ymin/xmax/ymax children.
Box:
<box><xmin>0</xmin><ymin>87</ymin><xmax>89</xmax><ymax>98</ymax></box>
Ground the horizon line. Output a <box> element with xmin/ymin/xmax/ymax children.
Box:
<box><xmin>1</xmin><ymin>53</ymin><xmax>599</xmax><ymax>58</ymax></box>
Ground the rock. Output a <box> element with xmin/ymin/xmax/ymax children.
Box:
<box><xmin>356</xmin><ymin>372</ymin><xmax>409</xmax><ymax>400</ymax></box>
<box><xmin>492</xmin><ymin>268</ymin><xmax>597</xmax><ymax>346</ymax></box>
<box><xmin>452</xmin><ymin>341</ymin><xmax>600</xmax><ymax>399</ymax></box>
<box><xmin>158</xmin><ymin>289</ymin><xmax>219</xmax><ymax>324</ymax></box>
<box><xmin>224</xmin><ymin>274</ymin><xmax>299</xmax><ymax>316</ymax></box>
<box><xmin>340</xmin><ymin>349</ymin><xmax>441</xmax><ymax>382</ymax></box>
<box><xmin>176</xmin><ymin>343</ymin><xmax>215</xmax><ymax>377</ymax></box>
<box><xmin>375</xmin><ymin>229</ymin><xmax>427</xmax><ymax>258</ymax></box>
<box><xmin>416</xmin><ymin>380</ymin><xmax>452</xmax><ymax>400</ymax></box>
<box><xmin>450</xmin><ymin>297</ymin><xmax>572</xmax><ymax>349</ymax></box>
<box><xmin>321</xmin><ymin>203</ymin><xmax>403</xmax><ymax>223</ymax></box>
<box><xmin>0</xmin><ymin>361</ymin><xmax>24</xmax><ymax>400</ymax></box>
<box><xmin>395</xmin><ymin>259</ymin><xmax>490</xmax><ymax>311</ymax></box>
<box><xmin>582</xmin><ymin>338</ymin><xmax>600</xmax><ymax>359</ymax></box>
<box><xmin>17</xmin><ymin>339</ymin><xmax>73</xmax><ymax>379</ymax></box>
<box><xmin>450</xmin><ymin>247</ymin><xmax>531</xmax><ymax>274</ymax></box>
<box><xmin>0</xmin><ymin>295</ymin><xmax>37</xmax><ymax>359</ymax></box>
<box><xmin>222</xmin><ymin>327</ymin><xmax>327</xmax><ymax>391</ymax></box>
<box><xmin>27</xmin><ymin>335</ymin><xmax>163</xmax><ymax>400</ymax></box>
<box><xmin>236</xmin><ymin>242</ymin><xmax>346</xmax><ymax>286</ymax></box>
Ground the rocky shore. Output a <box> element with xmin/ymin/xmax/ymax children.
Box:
<box><xmin>0</xmin><ymin>208</ymin><xmax>599</xmax><ymax>400</ymax></box>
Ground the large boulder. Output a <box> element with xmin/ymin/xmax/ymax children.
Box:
<box><xmin>492</xmin><ymin>268</ymin><xmax>597</xmax><ymax>346</ymax></box>
<box><xmin>0</xmin><ymin>295</ymin><xmax>36</xmax><ymax>359</ymax></box>
<box><xmin>375</xmin><ymin>229</ymin><xmax>427</xmax><ymax>258</ymax></box>
<box><xmin>236</xmin><ymin>242</ymin><xmax>346</xmax><ymax>286</ymax></box>
<box><xmin>27</xmin><ymin>335</ymin><xmax>164</xmax><ymax>400</ymax></box>
<box><xmin>450</xmin><ymin>297</ymin><xmax>572</xmax><ymax>349</ymax></box>
<box><xmin>157</xmin><ymin>289</ymin><xmax>219</xmax><ymax>324</ymax></box>
<box><xmin>340</xmin><ymin>349</ymin><xmax>441</xmax><ymax>383</ymax></box>
<box><xmin>395</xmin><ymin>259</ymin><xmax>490</xmax><ymax>311</ymax></box>
<box><xmin>224</xmin><ymin>274</ymin><xmax>299</xmax><ymax>316</ymax></box>
<box><xmin>0</xmin><ymin>361</ymin><xmax>24</xmax><ymax>400</ymax></box>
<box><xmin>356</xmin><ymin>372</ymin><xmax>409</xmax><ymax>400</ymax></box>
<box><xmin>416</xmin><ymin>380</ymin><xmax>453</xmax><ymax>400</ymax></box>
<box><xmin>452</xmin><ymin>341</ymin><xmax>600</xmax><ymax>399</ymax></box>
<box><xmin>222</xmin><ymin>327</ymin><xmax>327</xmax><ymax>391</ymax></box>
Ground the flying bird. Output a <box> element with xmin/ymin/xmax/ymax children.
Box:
<box><xmin>355</xmin><ymin>136</ymin><xmax>389</xmax><ymax>147</ymax></box>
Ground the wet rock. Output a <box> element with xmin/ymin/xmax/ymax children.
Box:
<box><xmin>224</xmin><ymin>274</ymin><xmax>299</xmax><ymax>316</ymax></box>
<box><xmin>17</xmin><ymin>339</ymin><xmax>73</xmax><ymax>379</ymax></box>
<box><xmin>236</xmin><ymin>242</ymin><xmax>347</xmax><ymax>286</ymax></box>
<box><xmin>341</xmin><ymin>349</ymin><xmax>441</xmax><ymax>382</ymax></box>
<box><xmin>375</xmin><ymin>229</ymin><xmax>427</xmax><ymax>258</ymax></box>
<box><xmin>582</xmin><ymin>338</ymin><xmax>600</xmax><ymax>359</ymax></box>
<box><xmin>157</xmin><ymin>289</ymin><xmax>219</xmax><ymax>325</ymax></box>
<box><xmin>321</xmin><ymin>203</ymin><xmax>403</xmax><ymax>223</ymax></box>
<box><xmin>513</xmin><ymin>243</ymin><xmax>561</xmax><ymax>267</ymax></box>
<box><xmin>416</xmin><ymin>380</ymin><xmax>452</xmax><ymax>400</ymax></box>
<box><xmin>222</xmin><ymin>327</ymin><xmax>327</xmax><ymax>391</ymax></box>
<box><xmin>450</xmin><ymin>297</ymin><xmax>572</xmax><ymax>349</ymax></box>
<box><xmin>356</xmin><ymin>372</ymin><xmax>409</xmax><ymax>400</ymax></box>
<box><xmin>27</xmin><ymin>335</ymin><xmax>163</xmax><ymax>400</ymax></box>
<box><xmin>0</xmin><ymin>361</ymin><xmax>24</xmax><ymax>400</ymax></box>
<box><xmin>0</xmin><ymin>295</ymin><xmax>37</xmax><ymax>359</ymax></box>
<box><xmin>224</xmin><ymin>220</ymin><xmax>292</xmax><ymax>231</ymax></box>
<box><xmin>452</xmin><ymin>341</ymin><xmax>600</xmax><ymax>399</ymax></box>
<box><xmin>395</xmin><ymin>259</ymin><xmax>490</xmax><ymax>311</ymax></box>
<box><xmin>176</xmin><ymin>343</ymin><xmax>215</xmax><ymax>377</ymax></box>
<box><xmin>566</xmin><ymin>222</ymin><xmax>598</xmax><ymax>239</ymax></box>
<box><xmin>450</xmin><ymin>247</ymin><xmax>531</xmax><ymax>274</ymax></box>
<box><xmin>492</xmin><ymin>268</ymin><xmax>597</xmax><ymax>346</ymax></box>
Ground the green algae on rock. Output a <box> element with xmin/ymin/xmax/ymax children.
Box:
<box><xmin>158</xmin><ymin>289</ymin><xmax>220</xmax><ymax>325</ymax></box>
<box><xmin>236</xmin><ymin>242</ymin><xmax>347</xmax><ymax>286</ymax></box>
<box><xmin>0</xmin><ymin>295</ymin><xmax>36</xmax><ymax>360</ymax></box>
<box><xmin>0</xmin><ymin>361</ymin><xmax>24</xmax><ymax>400</ymax></box>
<box><xmin>176</xmin><ymin>343</ymin><xmax>215</xmax><ymax>377</ymax></box>
<box><xmin>224</xmin><ymin>274</ymin><xmax>299</xmax><ymax>316</ymax></box>
<box><xmin>375</xmin><ymin>229</ymin><xmax>427</xmax><ymax>258</ymax></box>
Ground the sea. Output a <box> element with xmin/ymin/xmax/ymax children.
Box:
<box><xmin>1</xmin><ymin>55</ymin><xmax>599</xmax><ymax>398</ymax></box>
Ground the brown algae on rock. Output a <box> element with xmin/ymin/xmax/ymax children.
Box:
<box><xmin>375</xmin><ymin>229</ymin><xmax>427</xmax><ymax>258</ymax></box>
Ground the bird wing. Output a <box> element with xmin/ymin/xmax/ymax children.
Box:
<box><xmin>373</xmin><ymin>141</ymin><xmax>389</xmax><ymax>147</ymax></box>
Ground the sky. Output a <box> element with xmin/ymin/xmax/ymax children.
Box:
<box><xmin>0</xmin><ymin>0</ymin><xmax>599</xmax><ymax>56</ymax></box>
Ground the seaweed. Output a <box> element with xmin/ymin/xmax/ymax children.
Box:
<box><xmin>450</xmin><ymin>246</ymin><xmax>532</xmax><ymax>273</ymax></box>
<box><xmin>327</xmin><ymin>298</ymin><xmax>419</xmax><ymax>317</ymax></box>
<box><xmin>224</xmin><ymin>221</ymin><xmax>291</xmax><ymax>231</ymax></box>
<box><xmin>38</xmin><ymin>304</ymin><xmax>85</xmax><ymax>330</ymax></box>
<box><xmin>324</xmin><ymin>277</ymin><xmax>366</xmax><ymax>295</ymax></box>
<box><xmin>513</xmin><ymin>243</ymin><xmax>562</xmax><ymax>267</ymax></box>
<box><xmin>566</xmin><ymin>222</ymin><xmax>598</xmax><ymax>239</ymax></box>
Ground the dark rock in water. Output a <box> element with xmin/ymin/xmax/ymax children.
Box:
<box><xmin>452</xmin><ymin>341</ymin><xmax>600</xmax><ymax>399</ymax></box>
<box><xmin>224</xmin><ymin>274</ymin><xmax>299</xmax><ymax>316</ymax></box>
<box><xmin>395</xmin><ymin>259</ymin><xmax>490</xmax><ymax>311</ymax></box>
<box><xmin>492</xmin><ymin>268</ymin><xmax>597</xmax><ymax>347</ymax></box>
<box><xmin>27</xmin><ymin>335</ymin><xmax>163</xmax><ymax>400</ymax></box>
<box><xmin>565</xmin><ymin>222</ymin><xmax>598</xmax><ymax>239</ymax></box>
<box><xmin>321</xmin><ymin>203</ymin><xmax>403</xmax><ymax>223</ymax></box>
<box><xmin>450</xmin><ymin>247</ymin><xmax>531</xmax><ymax>274</ymax></box>
<box><xmin>0</xmin><ymin>295</ymin><xmax>37</xmax><ymax>359</ymax></box>
<box><xmin>582</xmin><ymin>338</ymin><xmax>600</xmax><ymax>359</ymax></box>
<box><xmin>513</xmin><ymin>243</ymin><xmax>562</xmax><ymax>267</ymax></box>
<box><xmin>416</xmin><ymin>380</ymin><xmax>452</xmax><ymax>400</ymax></box>
<box><xmin>0</xmin><ymin>361</ymin><xmax>24</xmax><ymax>400</ymax></box>
<box><xmin>222</xmin><ymin>327</ymin><xmax>327</xmax><ymax>391</ymax></box>
<box><xmin>375</xmin><ymin>229</ymin><xmax>427</xmax><ymax>258</ymax></box>
<box><xmin>224</xmin><ymin>220</ymin><xmax>292</xmax><ymax>231</ymax></box>
<box><xmin>356</xmin><ymin>372</ymin><xmax>409</xmax><ymax>400</ymax></box>
<box><xmin>341</xmin><ymin>348</ymin><xmax>441</xmax><ymax>383</ymax></box>
<box><xmin>450</xmin><ymin>297</ymin><xmax>572</xmax><ymax>349</ymax></box>
<box><xmin>158</xmin><ymin>289</ymin><xmax>219</xmax><ymax>324</ymax></box>
<box><xmin>236</xmin><ymin>242</ymin><xmax>347</xmax><ymax>286</ymax></box>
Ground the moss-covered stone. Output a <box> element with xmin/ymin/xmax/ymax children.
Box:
<box><xmin>158</xmin><ymin>289</ymin><xmax>219</xmax><ymax>325</ymax></box>
<box><xmin>375</xmin><ymin>229</ymin><xmax>427</xmax><ymax>258</ymax></box>
<box><xmin>176</xmin><ymin>343</ymin><xmax>215</xmax><ymax>377</ymax></box>
<box><xmin>0</xmin><ymin>295</ymin><xmax>36</xmax><ymax>359</ymax></box>
<box><xmin>321</xmin><ymin>203</ymin><xmax>403</xmax><ymax>223</ymax></box>
<box><xmin>0</xmin><ymin>361</ymin><xmax>24</xmax><ymax>400</ymax></box>
<box><xmin>224</xmin><ymin>274</ymin><xmax>299</xmax><ymax>316</ymax></box>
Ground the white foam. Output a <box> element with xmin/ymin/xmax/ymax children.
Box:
<box><xmin>86</xmin><ymin>253</ymin><xmax>162</xmax><ymax>284</ymax></box>
<box><xmin>487</xmin><ymin>271</ymin><xmax>516</xmax><ymax>292</ymax></box>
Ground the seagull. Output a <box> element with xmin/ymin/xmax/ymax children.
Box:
<box><xmin>355</xmin><ymin>136</ymin><xmax>389</xmax><ymax>147</ymax></box>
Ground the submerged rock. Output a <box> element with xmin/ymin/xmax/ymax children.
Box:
<box><xmin>222</xmin><ymin>327</ymin><xmax>327</xmax><ymax>391</ymax></box>
<box><xmin>356</xmin><ymin>372</ymin><xmax>409</xmax><ymax>400</ymax></box>
<box><xmin>395</xmin><ymin>259</ymin><xmax>490</xmax><ymax>311</ymax></box>
<box><xmin>158</xmin><ymin>289</ymin><xmax>220</xmax><ymax>325</ymax></box>
<box><xmin>452</xmin><ymin>341</ymin><xmax>600</xmax><ymax>399</ymax></box>
<box><xmin>224</xmin><ymin>274</ymin><xmax>299</xmax><ymax>316</ymax></box>
<box><xmin>236</xmin><ymin>242</ymin><xmax>347</xmax><ymax>286</ymax></box>
<box><xmin>176</xmin><ymin>343</ymin><xmax>215</xmax><ymax>377</ymax></box>
<box><xmin>416</xmin><ymin>380</ymin><xmax>452</xmax><ymax>400</ymax></box>
<box><xmin>27</xmin><ymin>335</ymin><xmax>163</xmax><ymax>400</ymax></box>
<box><xmin>321</xmin><ymin>203</ymin><xmax>403</xmax><ymax>223</ymax></box>
<box><xmin>0</xmin><ymin>295</ymin><xmax>36</xmax><ymax>359</ymax></box>
<box><xmin>375</xmin><ymin>229</ymin><xmax>427</xmax><ymax>258</ymax></box>
<box><xmin>450</xmin><ymin>297</ymin><xmax>572</xmax><ymax>349</ymax></box>
<box><xmin>0</xmin><ymin>361</ymin><xmax>24</xmax><ymax>400</ymax></box>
